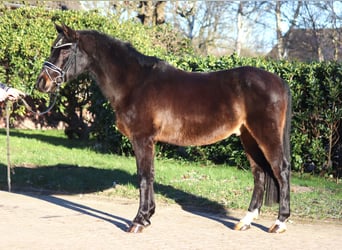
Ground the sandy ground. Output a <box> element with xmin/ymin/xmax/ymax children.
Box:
<box><xmin>0</xmin><ymin>190</ymin><xmax>341</xmax><ymax>250</ymax></box>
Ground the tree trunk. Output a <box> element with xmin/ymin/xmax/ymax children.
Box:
<box><xmin>275</xmin><ymin>2</ymin><xmax>284</xmax><ymax>59</ymax></box>
<box><xmin>138</xmin><ymin>1</ymin><xmax>165</xmax><ymax>26</ymax></box>
<box><xmin>154</xmin><ymin>1</ymin><xmax>166</xmax><ymax>25</ymax></box>
<box><xmin>235</xmin><ymin>1</ymin><xmax>243</xmax><ymax>56</ymax></box>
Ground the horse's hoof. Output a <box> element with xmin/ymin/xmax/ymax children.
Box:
<box><xmin>268</xmin><ymin>223</ymin><xmax>286</xmax><ymax>233</ymax></box>
<box><xmin>234</xmin><ymin>221</ymin><xmax>251</xmax><ymax>231</ymax></box>
<box><xmin>127</xmin><ymin>223</ymin><xmax>145</xmax><ymax>233</ymax></box>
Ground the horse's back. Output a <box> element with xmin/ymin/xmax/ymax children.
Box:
<box><xmin>149</xmin><ymin>66</ymin><xmax>288</xmax><ymax>146</ymax></box>
<box><xmin>226</xmin><ymin>66</ymin><xmax>288</xmax><ymax>108</ymax></box>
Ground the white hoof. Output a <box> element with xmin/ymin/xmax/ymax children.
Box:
<box><xmin>269</xmin><ymin>219</ymin><xmax>287</xmax><ymax>233</ymax></box>
<box><xmin>235</xmin><ymin>209</ymin><xmax>259</xmax><ymax>231</ymax></box>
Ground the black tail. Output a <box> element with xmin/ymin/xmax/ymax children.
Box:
<box><xmin>264</xmin><ymin>81</ymin><xmax>292</xmax><ymax>206</ymax></box>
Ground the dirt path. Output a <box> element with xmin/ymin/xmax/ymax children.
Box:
<box><xmin>0</xmin><ymin>191</ymin><xmax>340</xmax><ymax>250</ymax></box>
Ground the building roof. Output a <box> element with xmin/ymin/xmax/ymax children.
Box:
<box><xmin>267</xmin><ymin>28</ymin><xmax>342</xmax><ymax>62</ymax></box>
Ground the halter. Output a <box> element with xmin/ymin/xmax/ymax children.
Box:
<box><xmin>42</xmin><ymin>42</ymin><xmax>77</xmax><ymax>88</ymax></box>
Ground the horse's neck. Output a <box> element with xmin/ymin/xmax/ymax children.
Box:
<box><xmin>90</xmin><ymin>52</ymin><xmax>139</xmax><ymax>109</ymax></box>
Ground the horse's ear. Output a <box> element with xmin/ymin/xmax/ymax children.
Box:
<box><xmin>56</xmin><ymin>23</ymin><xmax>79</xmax><ymax>42</ymax></box>
<box><xmin>55</xmin><ymin>23</ymin><xmax>64</xmax><ymax>34</ymax></box>
<box><xmin>62</xmin><ymin>24</ymin><xmax>79</xmax><ymax>41</ymax></box>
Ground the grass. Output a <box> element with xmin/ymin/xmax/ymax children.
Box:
<box><xmin>0</xmin><ymin>129</ymin><xmax>341</xmax><ymax>220</ymax></box>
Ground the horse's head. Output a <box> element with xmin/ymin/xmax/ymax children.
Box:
<box><xmin>36</xmin><ymin>24</ymin><xmax>90</xmax><ymax>93</ymax></box>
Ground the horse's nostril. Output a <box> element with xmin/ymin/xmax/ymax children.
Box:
<box><xmin>36</xmin><ymin>78</ymin><xmax>42</xmax><ymax>89</ymax></box>
<box><xmin>36</xmin><ymin>77</ymin><xmax>46</xmax><ymax>92</ymax></box>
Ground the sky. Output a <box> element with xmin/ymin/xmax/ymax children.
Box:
<box><xmin>79</xmin><ymin>1</ymin><xmax>342</xmax><ymax>55</ymax></box>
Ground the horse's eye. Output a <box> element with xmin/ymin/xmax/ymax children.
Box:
<box><xmin>62</xmin><ymin>49</ymin><xmax>69</xmax><ymax>56</ymax></box>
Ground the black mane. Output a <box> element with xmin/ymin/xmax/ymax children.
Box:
<box><xmin>125</xmin><ymin>42</ymin><xmax>162</xmax><ymax>68</ymax></box>
<box><xmin>85</xmin><ymin>30</ymin><xmax>163</xmax><ymax>69</ymax></box>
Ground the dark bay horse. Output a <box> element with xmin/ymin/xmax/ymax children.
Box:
<box><xmin>36</xmin><ymin>24</ymin><xmax>291</xmax><ymax>234</ymax></box>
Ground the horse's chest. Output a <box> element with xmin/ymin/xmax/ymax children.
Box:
<box><xmin>115</xmin><ymin>108</ymin><xmax>152</xmax><ymax>139</ymax></box>
<box><xmin>116</xmin><ymin>118</ymin><xmax>131</xmax><ymax>138</ymax></box>
<box><xmin>115</xmin><ymin>110</ymin><xmax>137</xmax><ymax>139</ymax></box>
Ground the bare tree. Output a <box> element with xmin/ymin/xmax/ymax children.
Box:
<box><xmin>234</xmin><ymin>1</ymin><xmax>271</xmax><ymax>56</ymax></box>
<box><xmin>235</xmin><ymin>2</ymin><xmax>244</xmax><ymax>56</ymax></box>
<box><xmin>315</xmin><ymin>1</ymin><xmax>342</xmax><ymax>61</ymax></box>
<box><xmin>170</xmin><ymin>1</ymin><xmax>237</xmax><ymax>56</ymax></box>
<box><xmin>47</xmin><ymin>0</ymin><xmax>341</xmax><ymax>60</ymax></box>
<box><xmin>108</xmin><ymin>1</ymin><xmax>166</xmax><ymax>26</ymax></box>
<box><xmin>275</xmin><ymin>1</ymin><xmax>302</xmax><ymax>59</ymax></box>
<box><xmin>170</xmin><ymin>1</ymin><xmax>279</xmax><ymax>56</ymax></box>
<box><xmin>137</xmin><ymin>1</ymin><xmax>166</xmax><ymax>25</ymax></box>
<box><xmin>302</xmin><ymin>2</ymin><xmax>325</xmax><ymax>61</ymax></box>
<box><xmin>196</xmin><ymin>1</ymin><xmax>232</xmax><ymax>55</ymax></box>
<box><xmin>275</xmin><ymin>2</ymin><xmax>284</xmax><ymax>59</ymax></box>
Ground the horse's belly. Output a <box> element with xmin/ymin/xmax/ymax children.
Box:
<box><xmin>155</xmin><ymin>122</ymin><xmax>241</xmax><ymax>146</ymax></box>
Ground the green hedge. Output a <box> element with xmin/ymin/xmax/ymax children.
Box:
<box><xmin>0</xmin><ymin>7</ymin><xmax>341</xmax><ymax>177</ymax></box>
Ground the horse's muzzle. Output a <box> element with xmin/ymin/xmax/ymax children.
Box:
<box><xmin>36</xmin><ymin>74</ymin><xmax>54</xmax><ymax>93</ymax></box>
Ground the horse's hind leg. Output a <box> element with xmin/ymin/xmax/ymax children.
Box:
<box><xmin>253</xmin><ymin>133</ymin><xmax>290</xmax><ymax>233</ymax></box>
<box><xmin>267</xmin><ymin>153</ymin><xmax>290</xmax><ymax>233</ymax></box>
<box><xmin>234</xmin><ymin>126</ymin><xmax>268</xmax><ymax>231</ymax></box>
<box><xmin>244</xmin><ymin>122</ymin><xmax>290</xmax><ymax>233</ymax></box>
<box><xmin>127</xmin><ymin>136</ymin><xmax>156</xmax><ymax>233</ymax></box>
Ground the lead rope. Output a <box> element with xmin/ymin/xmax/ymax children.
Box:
<box><xmin>6</xmin><ymin>101</ymin><xmax>13</xmax><ymax>192</ymax></box>
<box><xmin>19</xmin><ymin>92</ymin><xmax>59</xmax><ymax>116</ymax></box>
<box><xmin>5</xmin><ymin>91</ymin><xmax>59</xmax><ymax>192</ymax></box>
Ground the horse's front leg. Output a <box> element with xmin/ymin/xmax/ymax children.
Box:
<box><xmin>127</xmin><ymin>136</ymin><xmax>155</xmax><ymax>233</ymax></box>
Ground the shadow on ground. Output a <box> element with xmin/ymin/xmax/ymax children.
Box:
<box><xmin>0</xmin><ymin>163</ymin><xmax>268</xmax><ymax>232</ymax></box>
<box><xmin>26</xmin><ymin>193</ymin><xmax>131</xmax><ymax>232</ymax></box>
<box><xmin>0</xmin><ymin>130</ymin><xmax>93</xmax><ymax>150</ymax></box>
